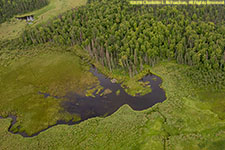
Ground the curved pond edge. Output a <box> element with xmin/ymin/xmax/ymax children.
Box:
<box><xmin>0</xmin><ymin>115</ymin><xmax>85</xmax><ymax>137</ymax></box>
<box><xmin>0</xmin><ymin>67</ymin><xmax>167</xmax><ymax>137</ymax></box>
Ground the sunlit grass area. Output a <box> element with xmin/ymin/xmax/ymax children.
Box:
<box><xmin>0</xmin><ymin>0</ymin><xmax>225</xmax><ymax>148</ymax></box>
<box><xmin>0</xmin><ymin>46</ymin><xmax>98</xmax><ymax>136</ymax></box>
<box><xmin>0</xmin><ymin>62</ymin><xmax>225</xmax><ymax>149</ymax></box>
<box><xmin>0</xmin><ymin>0</ymin><xmax>87</xmax><ymax>41</ymax></box>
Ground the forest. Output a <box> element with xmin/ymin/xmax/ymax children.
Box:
<box><xmin>8</xmin><ymin>0</ymin><xmax>223</xmax><ymax>89</ymax></box>
<box><xmin>0</xmin><ymin>0</ymin><xmax>49</xmax><ymax>23</ymax></box>
<box><xmin>0</xmin><ymin>0</ymin><xmax>225</xmax><ymax>149</ymax></box>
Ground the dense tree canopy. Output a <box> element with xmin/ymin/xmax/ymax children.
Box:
<box><xmin>13</xmin><ymin>0</ymin><xmax>225</xmax><ymax>79</ymax></box>
<box><xmin>0</xmin><ymin>0</ymin><xmax>49</xmax><ymax>23</ymax></box>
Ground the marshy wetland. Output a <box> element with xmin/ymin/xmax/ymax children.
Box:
<box><xmin>0</xmin><ymin>49</ymin><xmax>97</xmax><ymax>136</ymax></box>
<box><xmin>1</xmin><ymin>0</ymin><xmax>225</xmax><ymax>149</ymax></box>
<box><xmin>60</xmin><ymin>67</ymin><xmax>166</xmax><ymax>129</ymax></box>
<box><xmin>1</xmin><ymin>59</ymin><xmax>225</xmax><ymax>150</ymax></box>
<box><xmin>0</xmin><ymin>47</ymin><xmax>166</xmax><ymax>137</ymax></box>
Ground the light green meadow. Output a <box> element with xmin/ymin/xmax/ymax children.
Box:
<box><xmin>0</xmin><ymin>46</ymin><xmax>98</xmax><ymax>136</ymax></box>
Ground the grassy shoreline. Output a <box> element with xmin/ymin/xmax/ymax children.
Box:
<box><xmin>0</xmin><ymin>0</ymin><xmax>225</xmax><ymax>148</ymax></box>
<box><xmin>72</xmin><ymin>45</ymin><xmax>154</xmax><ymax>96</ymax></box>
<box><xmin>0</xmin><ymin>60</ymin><xmax>225</xmax><ymax>149</ymax></box>
<box><xmin>0</xmin><ymin>46</ymin><xmax>99</xmax><ymax>136</ymax></box>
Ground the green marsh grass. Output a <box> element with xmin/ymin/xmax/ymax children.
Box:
<box><xmin>0</xmin><ymin>62</ymin><xmax>225</xmax><ymax>149</ymax></box>
<box><xmin>0</xmin><ymin>46</ymin><xmax>98</xmax><ymax>136</ymax></box>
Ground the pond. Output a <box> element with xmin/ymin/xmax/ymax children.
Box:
<box><xmin>61</xmin><ymin>67</ymin><xmax>166</xmax><ymax>121</ymax></box>
<box><xmin>4</xmin><ymin>67</ymin><xmax>166</xmax><ymax>137</ymax></box>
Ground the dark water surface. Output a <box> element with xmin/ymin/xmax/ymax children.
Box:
<box><xmin>62</xmin><ymin>67</ymin><xmax>166</xmax><ymax>120</ymax></box>
<box><xmin>1</xmin><ymin>67</ymin><xmax>166</xmax><ymax>137</ymax></box>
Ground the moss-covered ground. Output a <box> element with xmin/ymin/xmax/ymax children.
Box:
<box><xmin>0</xmin><ymin>61</ymin><xmax>224</xmax><ymax>149</ymax></box>
<box><xmin>0</xmin><ymin>46</ymin><xmax>98</xmax><ymax>136</ymax></box>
